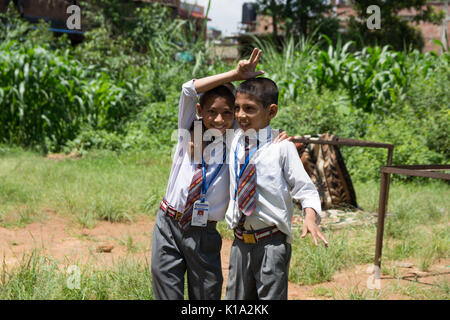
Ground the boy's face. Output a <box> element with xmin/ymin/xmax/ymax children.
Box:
<box><xmin>234</xmin><ymin>92</ymin><xmax>277</xmax><ymax>132</ymax></box>
<box><xmin>197</xmin><ymin>95</ymin><xmax>234</xmax><ymax>135</ymax></box>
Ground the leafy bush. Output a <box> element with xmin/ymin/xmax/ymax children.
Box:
<box><xmin>0</xmin><ymin>44</ymin><xmax>88</xmax><ymax>151</ymax></box>
<box><xmin>0</xmin><ymin>42</ymin><xmax>132</xmax><ymax>152</ymax></box>
<box><xmin>65</xmin><ymin>99</ymin><xmax>179</xmax><ymax>154</ymax></box>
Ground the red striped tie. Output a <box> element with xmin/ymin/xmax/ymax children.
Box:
<box><xmin>237</xmin><ymin>136</ymin><xmax>256</xmax><ymax>216</ymax></box>
<box><xmin>179</xmin><ymin>163</ymin><xmax>202</xmax><ymax>230</ymax></box>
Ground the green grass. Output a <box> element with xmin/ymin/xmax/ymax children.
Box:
<box><xmin>0</xmin><ymin>249</ymin><xmax>153</xmax><ymax>300</ymax></box>
<box><xmin>217</xmin><ymin>220</ymin><xmax>234</xmax><ymax>240</ymax></box>
<box><xmin>337</xmin><ymin>285</ymin><xmax>383</xmax><ymax>300</ymax></box>
<box><xmin>385</xmin><ymin>278</ymin><xmax>450</xmax><ymax>300</ymax></box>
<box><xmin>289</xmin><ymin>179</ymin><xmax>449</xmax><ymax>291</ymax></box>
<box><xmin>0</xmin><ymin>148</ymin><xmax>448</xmax><ymax>299</ymax></box>
<box><xmin>0</xmin><ymin>148</ymin><xmax>170</xmax><ymax>228</ymax></box>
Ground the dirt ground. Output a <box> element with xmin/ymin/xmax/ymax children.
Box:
<box><xmin>0</xmin><ymin>211</ymin><xmax>448</xmax><ymax>300</ymax></box>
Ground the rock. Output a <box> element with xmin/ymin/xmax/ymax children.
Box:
<box><xmin>395</xmin><ymin>262</ymin><xmax>414</xmax><ymax>268</ymax></box>
<box><xmin>97</xmin><ymin>245</ymin><xmax>114</xmax><ymax>253</ymax></box>
<box><xmin>46</xmin><ymin>150</ymin><xmax>80</xmax><ymax>161</ymax></box>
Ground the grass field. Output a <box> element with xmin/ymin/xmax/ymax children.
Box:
<box><xmin>0</xmin><ymin>147</ymin><xmax>448</xmax><ymax>299</ymax></box>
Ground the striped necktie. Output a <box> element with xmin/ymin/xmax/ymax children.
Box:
<box><xmin>179</xmin><ymin>163</ymin><xmax>202</xmax><ymax>230</ymax></box>
<box><xmin>237</xmin><ymin>136</ymin><xmax>257</xmax><ymax>217</ymax></box>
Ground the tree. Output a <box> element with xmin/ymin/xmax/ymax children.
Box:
<box><xmin>255</xmin><ymin>0</ymin><xmax>283</xmax><ymax>40</ymax></box>
<box><xmin>255</xmin><ymin>0</ymin><xmax>337</xmax><ymax>40</ymax></box>
<box><xmin>348</xmin><ymin>0</ymin><xmax>446</xmax><ymax>51</ymax></box>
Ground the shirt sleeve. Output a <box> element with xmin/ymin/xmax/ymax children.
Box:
<box><xmin>281</xmin><ymin>141</ymin><xmax>322</xmax><ymax>224</ymax></box>
<box><xmin>225</xmin><ymin>131</ymin><xmax>240</xmax><ymax>229</ymax></box>
<box><xmin>178</xmin><ymin>79</ymin><xmax>199</xmax><ymax>130</ymax></box>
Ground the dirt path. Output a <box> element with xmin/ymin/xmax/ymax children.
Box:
<box><xmin>0</xmin><ymin>210</ymin><xmax>153</xmax><ymax>268</ymax></box>
<box><xmin>1</xmin><ymin>212</ymin><xmax>448</xmax><ymax>299</ymax></box>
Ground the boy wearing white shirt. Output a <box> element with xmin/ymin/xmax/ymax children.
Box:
<box><xmin>151</xmin><ymin>50</ymin><xmax>266</xmax><ymax>300</ymax></box>
<box><xmin>225</xmin><ymin>77</ymin><xmax>329</xmax><ymax>300</ymax></box>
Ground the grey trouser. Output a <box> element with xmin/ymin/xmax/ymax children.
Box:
<box><xmin>225</xmin><ymin>231</ymin><xmax>291</xmax><ymax>300</ymax></box>
<box><xmin>151</xmin><ymin>208</ymin><xmax>223</xmax><ymax>300</ymax></box>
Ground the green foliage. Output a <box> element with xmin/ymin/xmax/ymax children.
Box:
<box><xmin>290</xmin><ymin>232</ymin><xmax>349</xmax><ymax>284</ymax></box>
<box><xmin>266</xmin><ymin>37</ymin><xmax>449</xmax><ymax>181</ymax></box>
<box><xmin>65</xmin><ymin>100</ymin><xmax>179</xmax><ymax>154</ymax></box>
<box><xmin>313</xmin><ymin>39</ymin><xmax>410</xmax><ymax>114</ymax></box>
<box><xmin>254</xmin><ymin>35</ymin><xmax>318</xmax><ymax>102</ymax></box>
<box><xmin>255</xmin><ymin>0</ymin><xmax>337</xmax><ymax>40</ymax></box>
<box><xmin>130</xmin><ymin>5</ymin><xmax>185</xmax><ymax>52</ymax></box>
<box><xmin>289</xmin><ymin>179</ymin><xmax>450</xmax><ymax>289</ymax></box>
<box><xmin>0</xmin><ymin>250</ymin><xmax>153</xmax><ymax>299</ymax></box>
<box><xmin>0</xmin><ymin>1</ymin><xmax>448</xmax><ymax>183</ymax></box>
<box><xmin>0</xmin><ymin>42</ymin><xmax>131</xmax><ymax>152</ymax></box>
<box><xmin>0</xmin><ymin>44</ymin><xmax>87</xmax><ymax>152</ymax></box>
<box><xmin>0</xmin><ymin>148</ymin><xmax>169</xmax><ymax>229</ymax></box>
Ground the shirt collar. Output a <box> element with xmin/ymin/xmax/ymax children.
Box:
<box><xmin>237</xmin><ymin>124</ymin><xmax>273</xmax><ymax>148</ymax></box>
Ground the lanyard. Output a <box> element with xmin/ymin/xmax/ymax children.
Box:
<box><xmin>233</xmin><ymin>130</ymin><xmax>271</xmax><ymax>200</ymax></box>
<box><xmin>200</xmin><ymin>145</ymin><xmax>226</xmax><ymax>202</ymax></box>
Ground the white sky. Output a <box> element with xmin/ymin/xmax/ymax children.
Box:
<box><xmin>185</xmin><ymin>0</ymin><xmax>257</xmax><ymax>36</ymax></box>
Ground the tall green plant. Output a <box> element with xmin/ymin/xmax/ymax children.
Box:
<box><xmin>253</xmin><ymin>35</ymin><xmax>318</xmax><ymax>102</ymax></box>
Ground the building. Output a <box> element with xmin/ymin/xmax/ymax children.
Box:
<box><xmin>0</xmin><ymin>0</ymin><xmax>84</xmax><ymax>41</ymax></box>
<box><xmin>0</xmin><ymin>0</ymin><xmax>209</xmax><ymax>42</ymax></box>
<box><xmin>239</xmin><ymin>2</ymin><xmax>284</xmax><ymax>36</ymax></box>
<box><xmin>207</xmin><ymin>26</ymin><xmax>222</xmax><ymax>41</ymax></box>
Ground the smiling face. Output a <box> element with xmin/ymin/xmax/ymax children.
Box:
<box><xmin>234</xmin><ymin>92</ymin><xmax>278</xmax><ymax>132</ymax></box>
<box><xmin>197</xmin><ymin>95</ymin><xmax>235</xmax><ymax>135</ymax></box>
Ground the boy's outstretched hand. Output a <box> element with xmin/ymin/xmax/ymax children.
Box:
<box><xmin>234</xmin><ymin>48</ymin><xmax>265</xmax><ymax>81</ymax></box>
<box><xmin>301</xmin><ymin>208</ymin><xmax>329</xmax><ymax>247</ymax></box>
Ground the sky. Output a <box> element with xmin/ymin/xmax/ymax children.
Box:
<box><xmin>185</xmin><ymin>0</ymin><xmax>256</xmax><ymax>37</ymax></box>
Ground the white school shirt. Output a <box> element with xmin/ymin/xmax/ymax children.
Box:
<box><xmin>163</xmin><ymin>80</ymin><xmax>231</xmax><ymax>222</ymax></box>
<box><xmin>225</xmin><ymin>125</ymin><xmax>322</xmax><ymax>243</ymax></box>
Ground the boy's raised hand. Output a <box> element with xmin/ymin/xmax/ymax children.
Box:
<box><xmin>234</xmin><ymin>48</ymin><xmax>265</xmax><ymax>80</ymax></box>
<box><xmin>194</xmin><ymin>48</ymin><xmax>263</xmax><ymax>93</ymax></box>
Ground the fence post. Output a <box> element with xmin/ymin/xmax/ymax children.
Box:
<box><xmin>374</xmin><ymin>169</ymin><xmax>390</xmax><ymax>274</ymax></box>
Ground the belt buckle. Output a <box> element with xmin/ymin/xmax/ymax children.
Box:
<box><xmin>242</xmin><ymin>232</ymin><xmax>257</xmax><ymax>244</ymax></box>
<box><xmin>175</xmin><ymin>211</ymin><xmax>183</xmax><ymax>221</ymax></box>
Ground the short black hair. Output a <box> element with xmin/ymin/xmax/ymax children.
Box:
<box><xmin>236</xmin><ymin>77</ymin><xmax>278</xmax><ymax>108</ymax></box>
<box><xmin>199</xmin><ymin>84</ymin><xmax>235</xmax><ymax>108</ymax></box>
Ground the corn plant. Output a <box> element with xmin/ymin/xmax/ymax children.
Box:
<box><xmin>311</xmin><ymin>36</ymin><xmax>409</xmax><ymax>114</ymax></box>
<box><xmin>0</xmin><ymin>43</ymin><xmax>127</xmax><ymax>152</ymax></box>
<box><xmin>254</xmin><ymin>35</ymin><xmax>318</xmax><ymax>102</ymax></box>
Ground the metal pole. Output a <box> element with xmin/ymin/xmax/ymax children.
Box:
<box><xmin>373</xmin><ymin>147</ymin><xmax>394</xmax><ymax>273</ymax></box>
<box><xmin>383</xmin><ymin>147</ymin><xmax>394</xmax><ymax>212</ymax></box>
<box><xmin>290</xmin><ymin>137</ymin><xmax>394</xmax><ymax>150</ymax></box>
<box><xmin>374</xmin><ymin>170</ymin><xmax>390</xmax><ymax>272</ymax></box>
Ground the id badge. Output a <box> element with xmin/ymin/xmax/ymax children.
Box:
<box><xmin>191</xmin><ymin>200</ymin><xmax>209</xmax><ymax>227</ymax></box>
